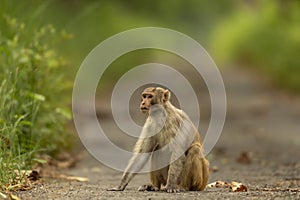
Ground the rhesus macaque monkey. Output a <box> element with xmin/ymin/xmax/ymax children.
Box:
<box><xmin>108</xmin><ymin>87</ymin><xmax>209</xmax><ymax>193</ymax></box>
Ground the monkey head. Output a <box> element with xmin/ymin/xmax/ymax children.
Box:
<box><xmin>140</xmin><ymin>87</ymin><xmax>170</xmax><ymax>114</ymax></box>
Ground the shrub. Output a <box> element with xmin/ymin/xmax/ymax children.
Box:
<box><xmin>0</xmin><ymin>15</ymin><xmax>71</xmax><ymax>189</ymax></box>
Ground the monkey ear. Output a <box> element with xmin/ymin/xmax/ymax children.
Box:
<box><xmin>163</xmin><ymin>90</ymin><xmax>170</xmax><ymax>102</ymax></box>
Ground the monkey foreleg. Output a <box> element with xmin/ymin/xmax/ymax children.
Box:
<box><xmin>107</xmin><ymin>172</ymin><xmax>130</xmax><ymax>191</ymax></box>
<box><xmin>108</xmin><ymin>153</ymin><xmax>151</xmax><ymax>191</ymax></box>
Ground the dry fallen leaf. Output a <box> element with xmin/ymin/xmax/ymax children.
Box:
<box><xmin>66</xmin><ymin>176</ymin><xmax>89</xmax><ymax>182</ymax></box>
<box><xmin>230</xmin><ymin>181</ymin><xmax>248</xmax><ymax>192</ymax></box>
<box><xmin>0</xmin><ymin>192</ymin><xmax>8</xmax><ymax>199</ymax></box>
<box><xmin>59</xmin><ymin>175</ymin><xmax>89</xmax><ymax>182</ymax></box>
<box><xmin>27</xmin><ymin>170</ymin><xmax>41</xmax><ymax>181</ymax></box>
<box><xmin>210</xmin><ymin>165</ymin><xmax>219</xmax><ymax>173</ymax></box>
<box><xmin>6</xmin><ymin>170</ymin><xmax>41</xmax><ymax>191</ymax></box>
<box><xmin>237</xmin><ymin>151</ymin><xmax>251</xmax><ymax>164</ymax></box>
<box><xmin>10</xmin><ymin>194</ymin><xmax>21</xmax><ymax>200</ymax></box>
<box><xmin>207</xmin><ymin>181</ymin><xmax>227</xmax><ymax>188</ymax></box>
<box><xmin>0</xmin><ymin>192</ymin><xmax>21</xmax><ymax>200</ymax></box>
<box><xmin>207</xmin><ymin>180</ymin><xmax>248</xmax><ymax>192</ymax></box>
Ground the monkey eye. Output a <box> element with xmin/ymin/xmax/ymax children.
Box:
<box><xmin>142</xmin><ymin>94</ymin><xmax>153</xmax><ymax>99</ymax></box>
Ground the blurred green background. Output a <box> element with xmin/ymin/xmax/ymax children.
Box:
<box><xmin>0</xmin><ymin>0</ymin><xmax>299</xmax><ymax>189</ymax></box>
<box><xmin>2</xmin><ymin>0</ymin><xmax>299</xmax><ymax>90</ymax></box>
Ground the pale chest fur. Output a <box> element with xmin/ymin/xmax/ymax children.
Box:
<box><xmin>153</xmin><ymin>108</ymin><xmax>184</xmax><ymax>149</ymax></box>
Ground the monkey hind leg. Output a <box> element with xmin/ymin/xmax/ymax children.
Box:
<box><xmin>138</xmin><ymin>168</ymin><xmax>168</xmax><ymax>192</ymax></box>
<box><xmin>138</xmin><ymin>184</ymin><xmax>159</xmax><ymax>191</ymax></box>
<box><xmin>149</xmin><ymin>152</ymin><xmax>168</xmax><ymax>191</ymax></box>
<box><xmin>180</xmin><ymin>144</ymin><xmax>210</xmax><ymax>191</ymax></box>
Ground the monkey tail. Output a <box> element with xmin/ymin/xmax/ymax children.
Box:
<box><xmin>196</xmin><ymin>143</ymin><xmax>210</xmax><ymax>190</ymax></box>
<box><xmin>199</xmin><ymin>157</ymin><xmax>210</xmax><ymax>190</ymax></box>
<box><xmin>181</xmin><ymin>143</ymin><xmax>210</xmax><ymax>191</ymax></box>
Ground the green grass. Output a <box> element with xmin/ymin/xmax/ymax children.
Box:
<box><xmin>0</xmin><ymin>15</ymin><xmax>72</xmax><ymax>190</ymax></box>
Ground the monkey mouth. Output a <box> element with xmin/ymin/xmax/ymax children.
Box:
<box><xmin>140</xmin><ymin>107</ymin><xmax>149</xmax><ymax>112</ymax></box>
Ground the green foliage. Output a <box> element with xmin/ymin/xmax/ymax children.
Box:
<box><xmin>210</xmin><ymin>1</ymin><xmax>300</xmax><ymax>92</ymax></box>
<box><xmin>0</xmin><ymin>15</ymin><xmax>72</xmax><ymax>189</ymax></box>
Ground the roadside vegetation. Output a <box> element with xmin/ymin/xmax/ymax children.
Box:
<box><xmin>0</xmin><ymin>15</ymin><xmax>71</xmax><ymax>189</ymax></box>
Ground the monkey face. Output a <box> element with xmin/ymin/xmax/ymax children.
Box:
<box><xmin>140</xmin><ymin>92</ymin><xmax>154</xmax><ymax>113</ymax></box>
<box><xmin>140</xmin><ymin>87</ymin><xmax>171</xmax><ymax>114</ymax></box>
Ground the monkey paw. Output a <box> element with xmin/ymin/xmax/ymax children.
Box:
<box><xmin>107</xmin><ymin>186</ymin><xmax>124</xmax><ymax>191</ymax></box>
<box><xmin>161</xmin><ymin>184</ymin><xmax>181</xmax><ymax>193</ymax></box>
<box><xmin>138</xmin><ymin>184</ymin><xmax>159</xmax><ymax>192</ymax></box>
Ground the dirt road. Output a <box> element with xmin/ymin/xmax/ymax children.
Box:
<box><xmin>16</xmin><ymin>66</ymin><xmax>300</xmax><ymax>199</ymax></box>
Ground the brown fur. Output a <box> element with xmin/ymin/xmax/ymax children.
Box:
<box><xmin>108</xmin><ymin>87</ymin><xmax>209</xmax><ymax>192</ymax></box>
